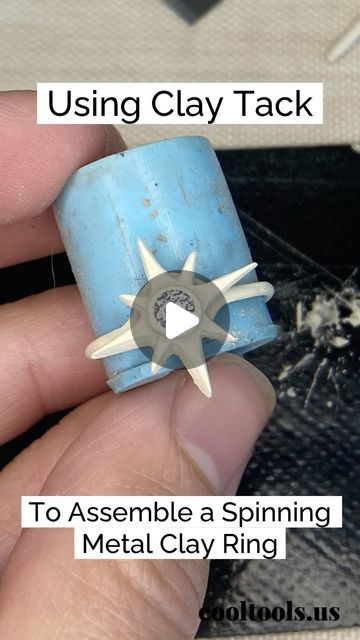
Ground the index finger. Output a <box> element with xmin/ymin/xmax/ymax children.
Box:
<box><xmin>0</xmin><ymin>90</ymin><xmax>125</xmax><ymax>263</ymax></box>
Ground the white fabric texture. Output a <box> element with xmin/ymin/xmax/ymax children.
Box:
<box><xmin>0</xmin><ymin>0</ymin><xmax>359</xmax><ymax>149</ymax></box>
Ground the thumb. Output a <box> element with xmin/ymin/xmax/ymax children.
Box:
<box><xmin>174</xmin><ymin>353</ymin><xmax>275</xmax><ymax>495</ymax></box>
<box><xmin>0</xmin><ymin>354</ymin><xmax>275</xmax><ymax>640</ymax></box>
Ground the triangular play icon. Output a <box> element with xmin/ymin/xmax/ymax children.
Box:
<box><xmin>165</xmin><ymin>302</ymin><xmax>199</xmax><ymax>339</ymax></box>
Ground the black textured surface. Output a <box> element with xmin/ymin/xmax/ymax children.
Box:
<box><xmin>199</xmin><ymin>146</ymin><xmax>360</xmax><ymax>636</ymax></box>
<box><xmin>1</xmin><ymin>146</ymin><xmax>359</xmax><ymax>636</ymax></box>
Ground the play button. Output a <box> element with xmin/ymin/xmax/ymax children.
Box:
<box><xmin>129</xmin><ymin>268</ymin><xmax>230</xmax><ymax>370</ymax></box>
<box><xmin>165</xmin><ymin>302</ymin><xmax>199</xmax><ymax>339</ymax></box>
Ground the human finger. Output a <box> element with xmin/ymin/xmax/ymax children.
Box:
<box><xmin>0</xmin><ymin>285</ymin><xmax>107</xmax><ymax>444</ymax></box>
<box><xmin>0</xmin><ymin>356</ymin><xmax>275</xmax><ymax>639</ymax></box>
<box><xmin>0</xmin><ymin>90</ymin><xmax>125</xmax><ymax>265</ymax></box>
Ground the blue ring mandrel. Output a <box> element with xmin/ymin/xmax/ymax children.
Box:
<box><xmin>54</xmin><ymin>136</ymin><xmax>276</xmax><ymax>394</ymax></box>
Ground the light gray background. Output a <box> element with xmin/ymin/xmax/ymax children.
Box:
<box><xmin>0</xmin><ymin>0</ymin><xmax>359</xmax><ymax>148</ymax></box>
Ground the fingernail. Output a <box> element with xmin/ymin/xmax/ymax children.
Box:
<box><xmin>173</xmin><ymin>354</ymin><xmax>275</xmax><ymax>494</ymax></box>
<box><xmin>218</xmin><ymin>354</ymin><xmax>276</xmax><ymax>414</ymax></box>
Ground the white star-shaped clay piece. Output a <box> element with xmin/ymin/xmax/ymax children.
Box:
<box><xmin>86</xmin><ymin>239</ymin><xmax>274</xmax><ymax>398</ymax></box>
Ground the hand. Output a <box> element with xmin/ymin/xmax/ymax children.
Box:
<box><xmin>0</xmin><ymin>90</ymin><xmax>275</xmax><ymax>639</ymax></box>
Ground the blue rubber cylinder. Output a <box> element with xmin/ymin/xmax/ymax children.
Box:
<box><xmin>54</xmin><ymin>135</ymin><xmax>276</xmax><ymax>393</ymax></box>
